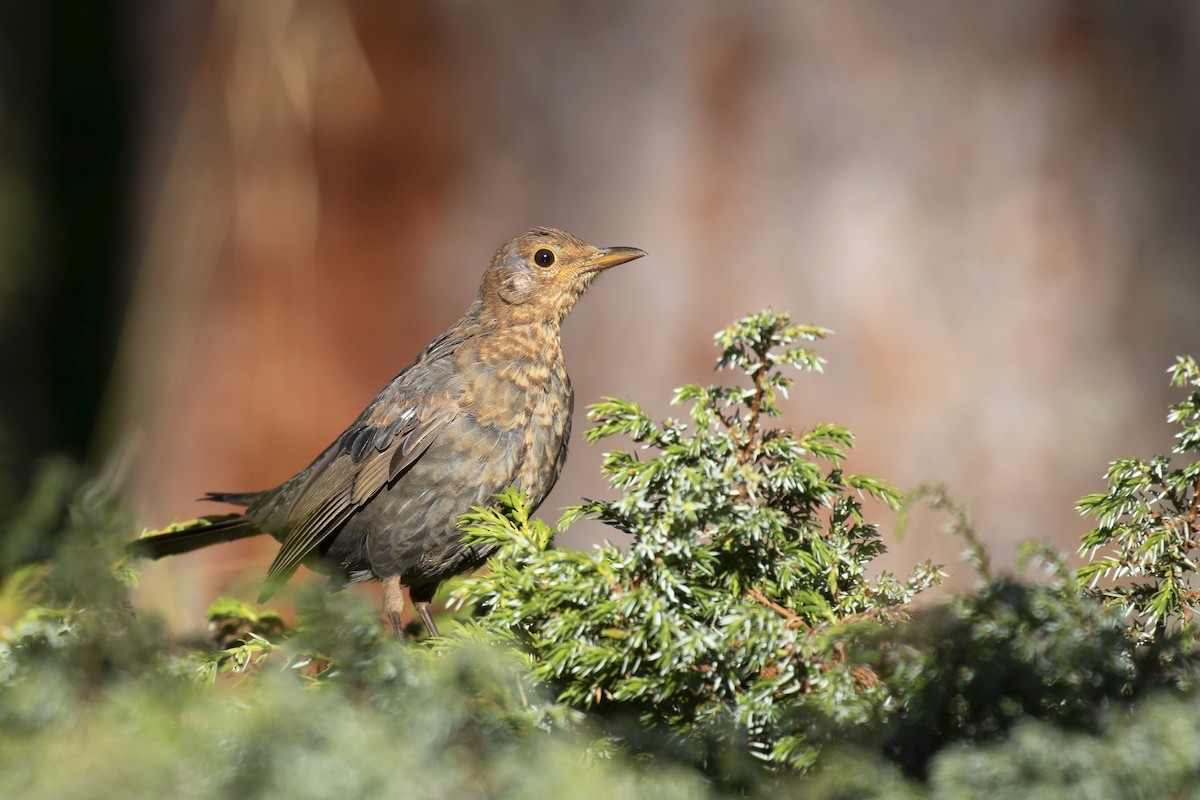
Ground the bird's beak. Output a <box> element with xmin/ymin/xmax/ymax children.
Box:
<box><xmin>577</xmin><ymin>246</ymin><xmax>647</xmax><ymax>272</ymax></box>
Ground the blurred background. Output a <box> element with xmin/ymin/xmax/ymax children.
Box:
<box><xmin>2</xmin><ymin>1</ymin><xmax>1198</xmax><ymax>632</ymax></box>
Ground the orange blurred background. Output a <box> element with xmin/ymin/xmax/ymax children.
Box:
<box><xmin>17</xmin><ymin>2</ymin><xmax>1197</xmax><ymax>631</ymax></box>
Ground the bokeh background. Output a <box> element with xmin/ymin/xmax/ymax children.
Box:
<box><xmin>2</xmin><ymin>1</ymin><xmax>1198</xmax><ymax>632</ymax></box>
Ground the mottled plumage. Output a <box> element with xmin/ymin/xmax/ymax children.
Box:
<box><xmin>131</xmin><ymin>228</ymin><xmax>645</xmax><ymax>636</ymax></box>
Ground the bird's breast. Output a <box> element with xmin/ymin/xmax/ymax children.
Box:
<box><xmin>457</xmin><ymin>332</ymin><xmax>573</xmax><ymax>505</ymax></box>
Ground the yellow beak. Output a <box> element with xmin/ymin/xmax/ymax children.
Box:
<box><xmin>577</xmin><ymin>246</ymin><xmax>647</xmax><ymax>272</ymax></box>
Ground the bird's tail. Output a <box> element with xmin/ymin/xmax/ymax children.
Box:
<box><xmin>128</xmin><ymin>513</ymin><xmax>263</xmax><ymax>560</ymax></box>
<box><xmin>200</xmin><ymin>491</ymin><xmax>260</xmax><ymax>507</ymax></box>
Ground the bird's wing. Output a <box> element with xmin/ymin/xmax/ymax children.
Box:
<box><xmin>261</xmin><ymin>390</ymin><xmax>460</xmax><ymax>590</ymax></box>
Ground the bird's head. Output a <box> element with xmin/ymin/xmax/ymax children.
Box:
<box><xmin>479</xmin><ymin>227</ymin><xmax>646</xmax><ymax>325</ymax></box>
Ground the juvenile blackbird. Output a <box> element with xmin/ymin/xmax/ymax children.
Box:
<box><xmin>131</xmin><ymin>227</ymin><xmax>645</xmax><ymax>637</ymax></box>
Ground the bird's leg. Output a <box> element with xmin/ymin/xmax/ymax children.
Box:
<box><xmin>417</xmin><ymin>603</ymin><xmax>439</xmax><ymax>638</ymax></box>
<box><xmin>382</xmin><ymin>574</ymin><xmax>406</xmax><ymax>639</ymax></box>
<box><xmin>410</xmin><ymin>584</ymin><xmax>440</xmax><ymax>638</ymax></box>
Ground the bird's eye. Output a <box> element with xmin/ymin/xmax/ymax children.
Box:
<box><xmin>533</xmin><ymin>248</ymin><xmax>556</xmax><ymax>268</ymax></box>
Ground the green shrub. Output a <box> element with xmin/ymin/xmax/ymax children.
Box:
<box><xmin>3</xmin><ymin>312</ymin><xmax>1200</xmax><ymax>798</ymax></box>
<box><xmin>1078</xmin><ymin>356</ymin><xmax>1200</xmax><ymax>645</ymax></box>
<box><xmin>456</xmin><ymin>311</ymin><xmax>940</xmax><ymax>772</ymax></box>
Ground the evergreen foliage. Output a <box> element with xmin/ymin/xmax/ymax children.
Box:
<box><xmin>2</xmin><ymin>311</ymin><xmax>1200</xmax><ymax>797</ymax></box>
<box><xmin>1078</xmin><ymin>356</ymin><xmax>1200</xmax><ymax>643</ymax></box>
<box><xmin>456</xmin><ymin>311</ymin><xmax>940</xmax><ymax>771</ymax></box>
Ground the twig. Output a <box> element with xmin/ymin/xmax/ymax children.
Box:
<box><xmin>746</xmin><ymin>588</ymin><xmax>808</xmax><ymax>630</ymax></box>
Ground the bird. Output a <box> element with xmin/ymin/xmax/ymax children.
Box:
<box><xmin>130</xmin><ymin>227</ymin><xmax>645</xmax><ymax>638</ymax></box>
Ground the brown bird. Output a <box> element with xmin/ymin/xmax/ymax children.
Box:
<box><xmin>130</xmin><ymin>227</ymin><xmax>645</xmax><ymax>637</ymax></box>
